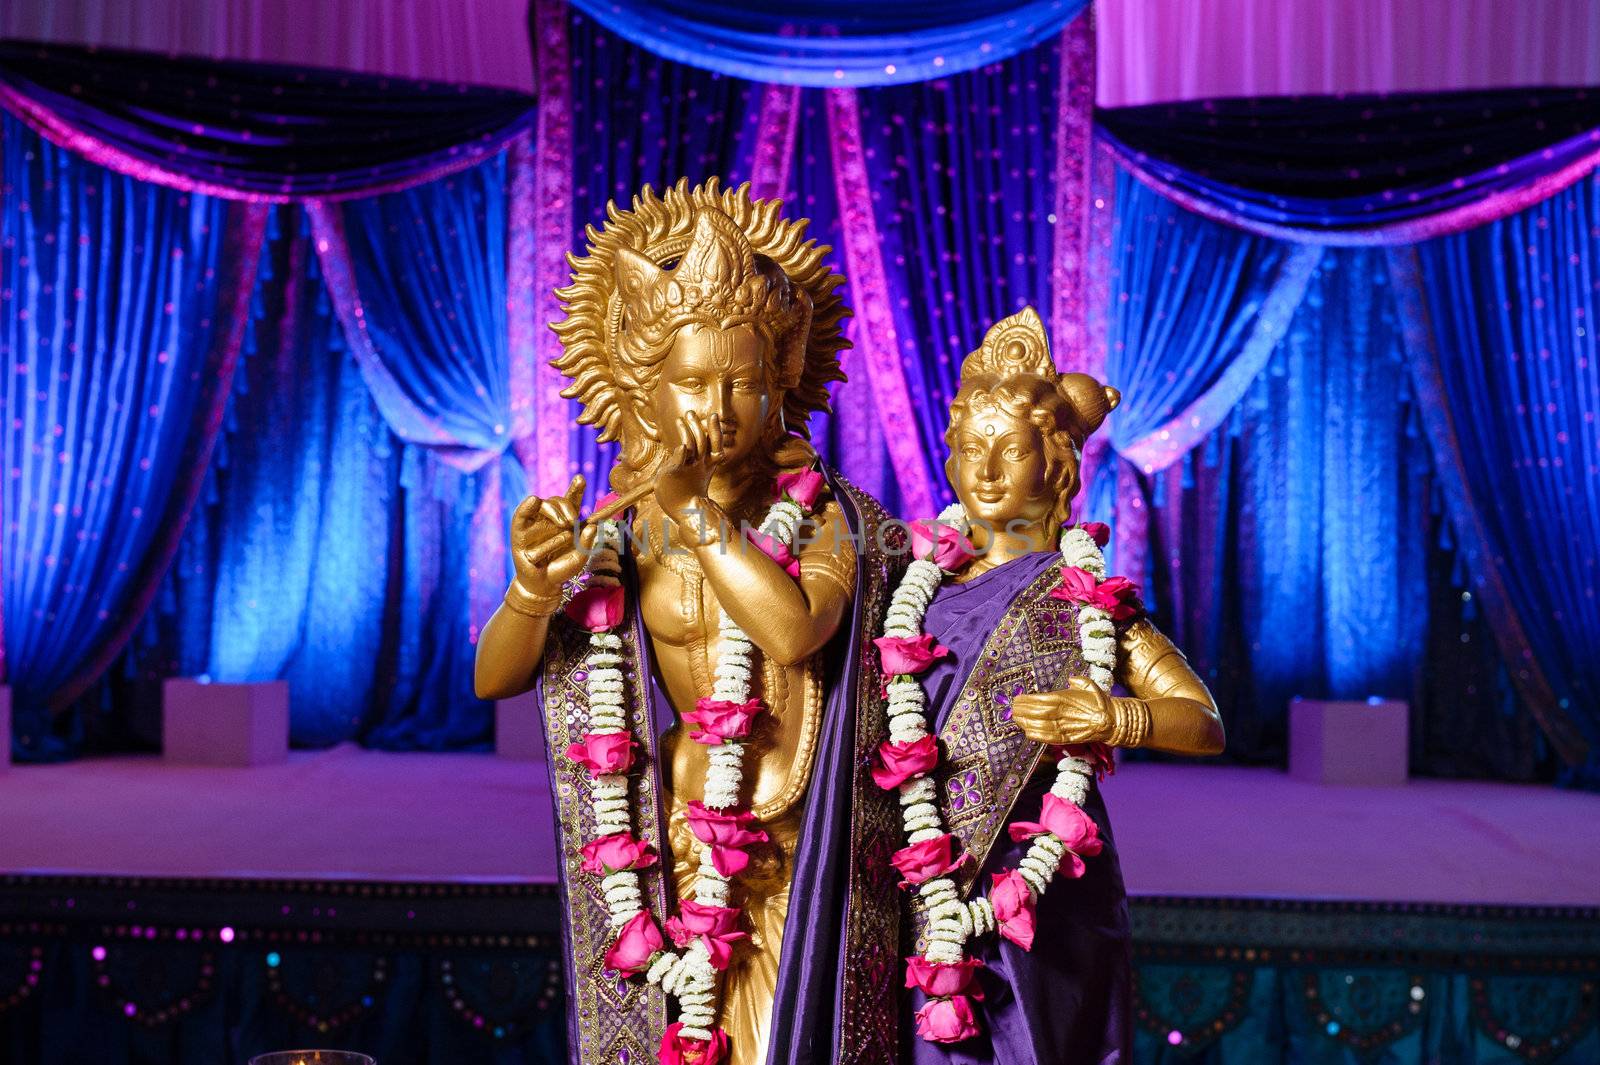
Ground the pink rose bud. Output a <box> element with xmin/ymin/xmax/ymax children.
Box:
<box><xmin>908</xmin><ymin>519</ymin><xmax>976</xmax><ymax>571</ymax></box>
<box><xmin>594</xmin><ymin>490</ymin><xmax>621</xmax><ymax>512</ymax></box>
<box><xmin>564</xmin><ymin>731</ymin><xmax>634</xmax><ymax>776</ymax></box>
<box><xmin>579</xmin><ymin>832</ymin><xmax>658</xmax><ymax>876</ymax></box>
<box><xmin>905</xmin><ymin>956</ymin><xmax>985</xmax><ymax>1000</ymax></box>
<box><xmin>658</xmin><ymin>1022</ymin><xmax>730</xmax><ymax>1065</ymax></box>
<box><xmin>1006</xmin><ymin>793</ymin><xmax>1104</xmax><ymax>877</ymax></box>
<box><xmin>913</xmin><ymin>994</ymin><xmax>981</xmax><ymax>1044</ymax></box>
<box><xmin>744</xmin><ymin>528</ymin><xmax>801</xmax><ymax>578</ymax></box>
<box><xmin>1091</xmin><ymin>574</ymin><xmax>1141</xmax><ymax>621</ymax></box>
<box><xmin>775</xmin><ymin>468</ymin><xmax>826</xmax><ymax>510</ymax></box>
<box><xmin>871</xmin><ymin>735</ymin><xmax>940</xmax><ymax>790</ymax></box>
<box><xmin>1049</xmin><ymin>565</ymin><xmax>1100</xmax><ymax>605</ymax></box>
<box><xmin>685</xmin><ymin>802</ymin><xmax>769</xmax><ymax>878</ymax></box>
<box><xmin>890</xmin><ymin>833</ymin><xmax>968</xmax><ymax>888</ymax></box>
<box><xmin>989</xmin><ymin>869</ymin><xmax>1038</xmax><ymax>950</ymax></box>
<box><xmin>563</xmin><ymin>582</ymin><xmax>625</xmax><ymax>632</ymax></box>
<box><xmin>680</xmin><ymin>698</ymin><xmax>762</xmax><ymax>746</ymax></box>
<box><xmin>1075</xmin><ymin>521</ymin><xmax>1111</xmax><ymax>547</ymax></box>
<box><xmin>665</xmin><ymin>899</ymin><xmax>748</xmax><ymax>970</ymax></box>
<box><xmin>874</xmin><ymin>633</ymin><xmax>951</xmax><ymax>677</ymax></box>
<box><xmin>603</xmin><ymin>910</ymin><xmax>663</xmax><ymax>977</ymax></box>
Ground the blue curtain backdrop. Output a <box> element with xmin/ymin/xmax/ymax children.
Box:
<box><xmin>1</xmin><ymin>114</ymin><xmax>261</xmax><ymax>760</ymax></box>
<box><xmin>1097</xmin><ymin>181</ymin><xmax>1561</xmax><ymax>781</ymax></box>
<box><xmin>1123</xmin><ymin>250</ymin><xmax>1550</xmax><ymax>779</ymax></box>
<box><xmin>8</xmin><ymin>20</ymin><xmax>1592</xmax><ymax>782</ymax></box>
<box><xmin>325</xmin><ymin>153</ymin><xmax>515</xmax><ymax>467</ymax></box>
<box><xmin>1414</xmin><ymin>175</ymin><xmax>1600</xmax><ymax>784</ymax></box>
<box><xmin>99</xmin><ymin>206</ymin><xmax>507</xmax><ymax>751</ymax></box>
<box><xmin>1099</xmin><ymin>169</ymin><xmax>1322</xmax><ymax>479</ymax></box>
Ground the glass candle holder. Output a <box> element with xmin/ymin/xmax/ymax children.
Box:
<box><xmin>248</xmin><ymin>1053</ymin><xmax>376</xmax><ymax>1065</ymax></box>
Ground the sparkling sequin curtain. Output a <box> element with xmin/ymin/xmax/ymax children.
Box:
<box><xmin>1407</xmin><ymin>175</ymin><xmax>1600</xmax><ymax>784</ymax></box>
<box><xmin>0</xmin><ymin>115</ymin><xmax>265</xmax><ymax>760</ymax></box>
<box><xmin>849</xmin><ymin>39</ymin><xmax>1063</xmax><ymax>513</ymax></box>
<box><xmin>1131</xmin><ymin>251</ymin><xmax>1457</xmax><ymax>772</ymax></box>
<box><xmin>0</xmin><ymin>41</ymin><xmax>533</xmax><ymax>201</ymax></box>
<box><xmin>98</xmin><ymin>207</ymin><xmax>511</xmax><ymax>751</ymax></box>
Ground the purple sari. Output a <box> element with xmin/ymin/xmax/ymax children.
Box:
<box><xmin>904</xmin><ymin>551</ymin><xmax>1132</xmax><ymax>1065</ymax></box>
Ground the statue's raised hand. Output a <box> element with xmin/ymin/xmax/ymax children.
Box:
<box><xmin>654</xmin><ymin>411</ymin><xmax>729</xmax><ymax>529</ymax></box>
<box><xmin>509</xmin><ymin>475</ymin><xmax>600</xmax><ymax>606</ymax></box>
<box><xmin>1010</xmin><ymin>677</ymin><xmax>1116</xmax><ymax>746</ymax></box>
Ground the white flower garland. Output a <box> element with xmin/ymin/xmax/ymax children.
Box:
<box><xmin>880</xmin><ymin>507</ymin><xmax>1114</xmax><ymax>968</ymax></box>
<box><xmin>575</xmin><ymin>493</ymin><xmax>811</xmax><ymax>1045</ymax></box>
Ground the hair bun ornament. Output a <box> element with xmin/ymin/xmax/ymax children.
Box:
<box><xmin>1058</xmin><ymin>374</ymin><xmax>1120</xmax><ymax>438</ymax></box>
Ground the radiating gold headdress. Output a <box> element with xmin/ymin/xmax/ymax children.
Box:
<box><xmin>551</xmin><ymin>178</ymin><xmax>848</xmax><ymax>445</ymax></box>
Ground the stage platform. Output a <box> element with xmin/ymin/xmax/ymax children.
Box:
<box><xmin>4</xmin><ymin>752</ymin><xmax>1600</xmax><ymax>1063</ymax></box>
<box><xmin>4</xmin><ymin>747</ymin><xmax>1599</xmax><ymax>904</ymax></box>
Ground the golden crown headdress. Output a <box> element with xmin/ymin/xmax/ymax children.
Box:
<box><xmin>551</xmin><ymin>178</ymin><xmax>848</xmax><ymax>444</ymax></box>
<box><xmin>957</xmin><ymin>306</ymin><xmax>1120</xmax><ymax>446</ymax></box>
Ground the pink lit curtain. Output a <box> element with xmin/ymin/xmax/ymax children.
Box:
<box><xmin>0</xmin><ymin>0</ymin><xmax>533</xmax><ymax>92</ymax></box>
<box><xmin>1096</xmin><ymin>0</ymin><xmax>1600</xmax><ymax>106</ymax></box>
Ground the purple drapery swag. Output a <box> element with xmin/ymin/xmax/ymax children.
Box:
<box><xmin>0</xmin><ymin>41</ymin><xmax>534</xmax><ymax>202</ymax></box>
<box><xmin>565</xmin><ymin>0</ymin><xmax>1091</xmax><ymax>87</ymax></box>
<box><xmin>1096</xmin><ymin>87</ymin><xmax>1600</xmax><ymax>245</ymax></box>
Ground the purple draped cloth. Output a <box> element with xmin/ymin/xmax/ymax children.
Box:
<box><xmin>534</xmin><ymin>471</ymin><xmax>904</xmax><ymax>1065</ymax></box>
<box><xmin>1097</xmin><ymin>87</ymin><xmax>1600</xmax><ymax>244</ymax></box>
<box><xmin>907</xmin><ymin>551</ymin><xmax>1132</xmax><ymax>1064</ymax></box>
<box><xmin>0</xmin><ymin>41</ymin><xmax>532</xmax><ymax>201</ymax></box>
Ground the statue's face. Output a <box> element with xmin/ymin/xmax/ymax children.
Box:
<box><xmin>650</xmin><ymin>323</ymin><xmax>771</xmax><ymax>467</ymax></box>
<box><xmin>949</xmin><ymin>405</ymin><xmax>1053</xmax><ymax>532</ymax></box>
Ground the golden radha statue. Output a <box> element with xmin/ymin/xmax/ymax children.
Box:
<box><xmin>945</xmin><ymin>309</ymin><xmax>1224</xmax><ymax>757</ymax></box>
<box><xmin>476</xmin><ymin>180</ymin><xmax>904</xmax><ymax>1065</ymax></box>
<box><xmin>887</xmin><ymin>307</ymin><xmax>1223</xmax><ymax>1060</ymax></box>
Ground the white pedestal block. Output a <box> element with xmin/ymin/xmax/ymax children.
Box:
<box><xmin>0</xmin><ymin>686</ymin><xmax>10</xmax><ymax>773</ymax></box>
<box><xmin>162</xmin><ymin>679</ymin><xmax>289</xmax><ymax>767</ymax></box>
<box><xmin>1289</xmin><ymin>697</ymin><xmax>1409</xmax><ymax>786</ymax></box>
<box><xmin>496</xmin><ymin>690</ymin><xmax>548</xmax><ymax>764</ymax></box>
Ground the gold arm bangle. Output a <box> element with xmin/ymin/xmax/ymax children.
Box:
<box><xmin>503</xmin><ymin>580</ymin><xmax>563</xmax><ymax>618</ymax></box>
<box><xmin>1109</xmin><ymin>697</ymin><xmax>1153</xmax><ymax>749</ymax></box>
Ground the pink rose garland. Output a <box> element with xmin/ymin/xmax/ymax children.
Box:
<box><xmin>561</xmin><ymin>469</ymin><xmax>823</xmax><ymax>1061</ymax></box>
<box><xmin>874</xmin><ymin>512</ymin><xmax>1135</xmax><ymax>1045</ymax></box>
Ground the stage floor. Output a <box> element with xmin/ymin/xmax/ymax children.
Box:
<box><xmin>3</xmin><ymin>746</ymin><xmax>1598</xmax><ymax>905</ymax></box>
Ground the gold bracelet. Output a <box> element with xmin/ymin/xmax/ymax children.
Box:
<box><xmin>1109</xmin><ymin>697</ymin><xmax>1152</xmax><ymax>749</ymax></box>
<box><xmin>503</xmin><ymin>579</ymin><xmax>563</xmax><ymax>618</ymax></box>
